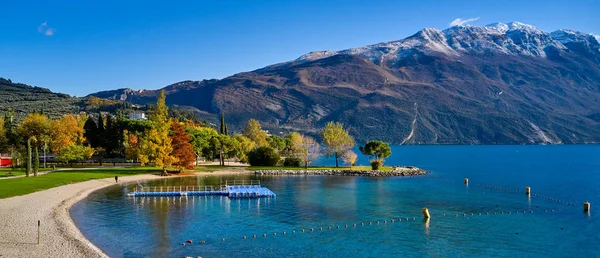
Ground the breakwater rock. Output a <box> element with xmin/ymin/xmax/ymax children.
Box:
<box><xmin>254</xmin><ymin>167</ymin><xmax>428</xmax><ymax>177</ymax></box>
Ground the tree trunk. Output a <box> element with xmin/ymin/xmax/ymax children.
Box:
<box><xmin>26</xmin><ymin>140</ymin><xmax>31</xmax><ymax>177</ymax></box>
<box><xmin>34</xmin><ymin>145</ymin><xmax>39</xmax><ymax>176</ymax></box>
<box><xmin>335</xmin><ymin>152</ymin><xmax>339</xmax><ymax>167</ymax></box>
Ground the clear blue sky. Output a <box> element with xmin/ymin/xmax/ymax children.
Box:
<box><xmin>1</xmin><ymin>0</ymin><xmax>598</xmax><ymax>96</ymax></box>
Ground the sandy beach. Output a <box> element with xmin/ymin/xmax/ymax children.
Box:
<box><xmin>0</xmin><ymin>170</ymin><xmax>253</xmax><ymax>258</ymax></box>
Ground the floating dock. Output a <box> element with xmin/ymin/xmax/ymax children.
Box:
<box><xmin>127</xmin><ymin>180</ymin><xmax>276</xmax><ymax>198</ymax></box>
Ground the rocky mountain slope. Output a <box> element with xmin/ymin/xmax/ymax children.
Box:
<box><xmin>89</xmin><ymin>22</ymin><xmax>600</xmax><ymax>144</ymax></box>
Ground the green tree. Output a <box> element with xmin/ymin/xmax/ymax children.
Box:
<box><xmin>320</xmin><ymin>122</ymin><xmax>355</xmax><ymax>167</ymax></box>
<box><xmin>19</xmin><ymin>113</ymin><xmax>51</xmax><ymax>176</ymax></box>
<box><xmin>242</xmin><ymin>119</ymin><xmax>268</xmax><ymax>147</ymax></box>
<box><xmin>248</xmin><ymin>146</ymin><xmax>281</xmax><ymax>166</ymax></box>
<box><xmin>207</xmin><ymin>134</ymin><xmax>238</xmax><ymax>166</ymax></box>
<box><xmin>220</xmin><ymin>113</ymin><xmax>228</xmax><ymax>135</ymax></box>
<box><xmin>0</xmin><ymin>116</ymin><xmax>7</xmax><ymax>153</ymax></box>
<box><xmin>359</xmin><ymin>140</ymin><xmax>392</xmax><ymax>161</ymax></box>
<box><xmin>139</xmin><ymin>90</ymin><xmax>175</xmax><ymax>175</ymax></box>
<box><xmin>267</xmin><ymin>135</ymin><xmax>287</xmax><ymax>152</ymax></box>
<box><xmin>83</xmin><ymin>116</ymin><xmax>100</xmax><ymax>147</ymax></box>
<box><xmin>187</xmin><ymin>126</ymin><xmax>218</xmax><ymax>165</ymax></box>
<box><xmin>55</xmin><ymin>145</ymin><xmax>95</xmax><ymax>167</ymax></box>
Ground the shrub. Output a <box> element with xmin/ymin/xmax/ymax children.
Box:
<box><xmin>370</xmin><ymin>160</ymin><xmax>384</xmax><ymax>170</ymax></box>
<box><xmin>248</xmin><ymin>146</ymin><xmax>281</xmax><ymax>166</ymax></box>
<box><xmin>283</xmin><ymin>157</ymin><xmax>302</xmax><ymax>167</ymax></box>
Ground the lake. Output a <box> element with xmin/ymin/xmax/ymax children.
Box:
<box><xmin>71</xmin><ymin>145</ymin><xmax>600</xmax><ymax>257</ymax></box>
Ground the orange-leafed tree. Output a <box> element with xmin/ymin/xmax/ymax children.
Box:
<box><xmin>170</xmin><ymin>119</ymin><xmax>196</xmax><ymax>169</ymax></box>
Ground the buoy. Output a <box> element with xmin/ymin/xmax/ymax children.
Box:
<box><xmin>222</xmin><ymin>238</ymin><xmax>225</xmax><ymax>242</ymax></box>
<box><xmin>369</xmin><ymin>222</ymin><xmax>372</xmax><ymax>225</ymax></box>
<box><xmin>186</xmin><ymin>240</ymin><xmax>193</xmax><ymax>244</ymax></box>
<box><xmin>273</xmin><ymin>232</ymin><xmax>277</xmax><ymax>236</ymax></box>
<box><xmin>302</xmin><ymin>229</ymin><xmax>305</xmax><ymax>232</ymax></box>
<box><xmin>200</xmin><ymin>240</ymin><xmax>206</xmax><ymax>244</ymax></box>
<box><xmin>263</xmin><ymin>234</ymin><xmax>267</xmax><ymax>237</ymax></box>
<box><xmin>292</xmin><ymin>230</ymin><xmax>296</xmax><ymax>233</ymax></box>
<box><xmin>253</xmin><ymin>235</ymin><xmax>256</xmax><ymax>238</ymax></box>
<box><xmin>464</xmin><ymin>178</ymin><xmax>468</xmax><ymax>184</ymax></box>
<box><xmin>182</xmin><ymin>243</ymin><xmax>185</xmax><ymax>246</ymax></box>
<box><xmin>422</xmin><ymin>208</ymin><xmax>430</xmax><ymax>218</ymax></box>
<box><xmin>353</xmin><ymin>224</ymin><xmax>356</xmax><ymax>227</ymax></box>
<box><xmin>526</xmin><ymin>186</ymin><xmax>531</xmax><ymax>195</ymax></box>
<box><xmin>243</xmin><ymin>236</ymin><xmax>247</xmax><ymax>240</ymax></box>
<box><xmin>319</xmin><ymin>227</ymin><xmax>323</xmax><ymax>230</ymax></box>
<box><xmin>584</xmin><ymin>202</ymin><xmax>591</xmax><ymax>213</ymax></box>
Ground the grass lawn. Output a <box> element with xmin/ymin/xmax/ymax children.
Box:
<box><xmin>0</xmin><ymin>168</ymin><xmax>53</xmax><ymax>178</ymax></box>
<box><xmin>0</xmin><ymin>168</ymin><xmax>162</xmax><ymax>199</ymax></box>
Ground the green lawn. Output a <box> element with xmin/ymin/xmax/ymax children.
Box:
<box><xmin>0</xmin><ymin>168</ymin><xmax>162</xmax><ymax>199</ymax></box>
<box><xmin>0</xmin><ymin>168</ymin><xmax>52</xmax><ymax>178</ymax></box>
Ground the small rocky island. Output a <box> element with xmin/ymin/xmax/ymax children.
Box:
<box><xmin>254</xmin><ymin>166</ymin><xmax>428</xmax><ymax>177</ymax></box>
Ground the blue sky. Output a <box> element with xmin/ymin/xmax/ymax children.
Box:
<box><xmin>1</xmin><ymin>0</ymin><xmax>598</xmax><ymax>96</ymax></box>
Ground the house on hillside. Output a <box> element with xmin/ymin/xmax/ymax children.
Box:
<box><xmin>129</xmin><ymin>112</ymin><xmax>147</xmax><ymax>120</ymax></box>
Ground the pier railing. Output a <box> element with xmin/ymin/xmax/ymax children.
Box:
<box><xmin>225</xmin><ymin>180</ymin><xmax>261</xmax><ymax>187</ymax></box>
<box><xmin>135</xmin><ymin>185</ymin><xmax>226</xmax><ymax>192</ymax></box>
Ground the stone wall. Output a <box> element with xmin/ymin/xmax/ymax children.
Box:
<box><xmin>254</xmin><ymin>167</ymin><xmax>427</xmax><ymax>177</ymax></box>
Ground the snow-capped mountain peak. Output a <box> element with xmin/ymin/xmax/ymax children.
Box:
<box><xmin>285</xmin><ymin>22</ymin><xmax>600</xmax><ymax>67</ymax></box>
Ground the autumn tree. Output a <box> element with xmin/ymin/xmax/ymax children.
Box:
<box><xmin>187</xmin><ymin>126</ymin><xmax>218</xmax><ymax>165</ymax></box>
<box><xmin>50</xmin><ymin>114</ymin><xmax>84</xmax><ymax>154</ymax></box>
<box><xmin>124</xmin><ymin>130</ymin><xmax>141</xmax><ymax>162</ymax></box>
<box><xmin>341</xmin><ymin>150</ymin><xmax>358</xmax><ymax>166</ymax></box>
<box><xmin>286</xmin><ymin>132</ymin><xmax>303</xmax><ymax>157</ymax></box>
<box><xmin>242</xmin><ymin>119</ymin><xmax>268</xmax><ymax>147</ymax></box>
<box><xmin>0</xmin><ymin>116</ymin><xmax>7</xmax><ymax>153</ymax></box>
<box><xmin>19</xmin><ymin>113</ymin><xmax>51</xmax><ymax>176</ymax></box>
<box><xmin>298</xmin><ymin>135</ymin><xmax>320</xmax><ymax>169</ymax></box>
<box><xmin>170</xmin><ymin>119</ymin><xmax>195</xmax><ymax>169</ymax></box>
<box><xmin>232</xmin><ymin>134</ymin><xmax>256</xmax><ymax>163</ymax></box>
<box><xmin>320</xmin><ymin>122</ymin><xmax>355</xmax><ymax>167</ymax></box>
<box><xmin>139</xmin><ymin>90</ymin><xmax>175</xmax><ymax>175</ymax></box>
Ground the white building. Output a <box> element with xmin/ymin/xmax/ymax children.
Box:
<box><xmin>129</xmin><ymin>112</ymin><xmax>147</xmax><ymax>120</ymax></box>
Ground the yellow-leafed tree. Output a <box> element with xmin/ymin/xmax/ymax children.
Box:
<box><xmin>138</xmin><ymin>90</ymin><xmax>176</xmax><ymax>175</ymax></box>
<box><xmin>50</xmin><ymin>114</ymin><xmax>84</xmax><ymax>154</ymax></box>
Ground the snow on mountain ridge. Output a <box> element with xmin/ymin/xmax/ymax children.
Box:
<box><xmin>289</xmin><ymin>22</ymin><xmax>599</xmax><ymax>65</ymax></box>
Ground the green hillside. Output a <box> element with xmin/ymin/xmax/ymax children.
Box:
<box><xmin>0</xmin><ymin>77</ymin><xmax>82</xmax><ymax>120</ymax></box>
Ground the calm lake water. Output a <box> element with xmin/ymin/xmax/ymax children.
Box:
<box><xmin>71</xmin><ymin>145</ymin><xmax>600</xmax><ymax>257</ymax></box>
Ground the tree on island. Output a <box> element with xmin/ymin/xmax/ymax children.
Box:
<box><xmin>341</xmin><ymin>150</ymin><xmax>358</xmax><ymax>167</ymax></box>
<box><xmin>320</xmin><ymin>122</ymin><xmax>355</xmax><ymax>167</ymax></box>
<box><xmin>359</xmin><ymin>140</ymin><xmax>392</xmax><ymax>170</ymax></box>
<box><xmin>297</xmin><ymin>135</ymin><xmax>320</xmax><ymax>169</ymax></box>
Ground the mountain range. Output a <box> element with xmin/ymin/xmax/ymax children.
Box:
<box><xmin>55</xmin><ymin>22</ymin><xmax>600</xmax><ymax>143</ymax></box>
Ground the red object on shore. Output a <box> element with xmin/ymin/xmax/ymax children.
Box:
<box><xmin>0</xmin><ymin>156</ymin><xmax>13</xmax><ymax>167</ymax></box>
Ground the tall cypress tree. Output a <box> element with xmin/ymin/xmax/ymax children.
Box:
<box><xmin>220</xmin><ymin>113</ymin><xmax>228</xmax><ymax>135</ymax></box>
<box><xmin>83</xmin><ymin>117</ymin><xmax>100</xmax><ymax>147</ymax></box>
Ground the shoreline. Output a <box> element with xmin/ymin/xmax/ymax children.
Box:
<box><xmin>0</xmin><ymin>170</ymin><xmax>253</xmax><ymax>258</ymax></box>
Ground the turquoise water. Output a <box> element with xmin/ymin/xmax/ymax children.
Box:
<box><xmin>71</xmin><ymin>145</ymin><xmax>600</xmax><ymax>257</ymax></box>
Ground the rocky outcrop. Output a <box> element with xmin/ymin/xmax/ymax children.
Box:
<box><xmin>254</xmin><ymin>167</ymin><xmax>427</xmax><ymax>177</ymax></box>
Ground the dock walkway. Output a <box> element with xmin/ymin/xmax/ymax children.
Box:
<box><xmin>127</xmin><ymin>180</ymin><xmax>276</xmax><ymax>198</ymax></box>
